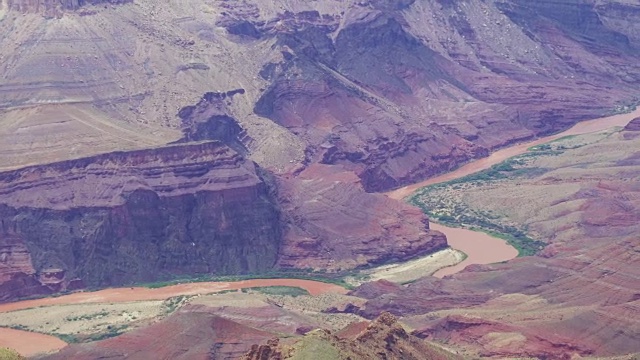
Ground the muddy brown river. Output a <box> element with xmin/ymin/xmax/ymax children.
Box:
<box><xmin>387</xmin><ymin>108</ymin><xmax>640</xmax><ymax>200</ymax></box>
<box><xmin>388</xmin><ymin>108</ymin><xmax>640</xmax><ymax>276</ymax></box>
<box><xmin>0</xmin><ymin>279</ymin><xmax>346</xmax><ymax>357</ymax></box>
<box><xmin>2</xmin><ymin>108</ymin><xmax>639</xmax><ymax>357</ymax></box>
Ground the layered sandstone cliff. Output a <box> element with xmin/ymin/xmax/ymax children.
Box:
<box><xmin>0</xmin><ymin>141</ymin><xmax>282</xmax><ymax>300</ymax></box>
<box><xmin>175</xmin><ymin>93</ymin><xmax>448</xmax><ymax>272</ymax></box>
<box><xmin>0</xmin><ymin>91</ymin><xmax>449</xmax><ymax>302</ymax></box>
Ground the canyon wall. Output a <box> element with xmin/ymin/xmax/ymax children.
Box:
<box><xmin>1</xmin><ymin>0</ymin><xmax>639</xmax><ymax>191</ymax></box>
<box><xmin>0</xmin><ymin>141</ymin><xmax>282</xmax><ymax>301</ymax></box>
<box><xmin>248</xmin><ymin>2</ymin><xmax>640</xmax><ymax>191</ymax></box>
<box><xmin>175</xmin><ymin>92</ymin><xmax>449</xmax><ymax>272</ymax></box>
<box><xmin>0</xmin><ymin>91</ymin><xmax>449</xmax><ymax>302</ymax></box>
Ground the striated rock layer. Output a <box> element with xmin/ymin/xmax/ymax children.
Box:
<box><xmin>175</xmin><ymin>94</ymin><xmax>449</xmax><ymax>273</ymax></box>
<box><xmin>0</xmin><ymin>89</ymin><xmax>449</xmax><ymax>302</ymax></box>
<box><xmin>1</xmin><ymin>0</ymin><xmax>640</xmax><ymax>190</ymax></box>
<box><xmin>0</xmin><ymin>141</ymin><xmax>282</xmax><ymax>301</ymax></box>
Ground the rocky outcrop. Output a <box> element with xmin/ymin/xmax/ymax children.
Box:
<box><xmin>0</xmin><ymin>237</ymin><xmax>36</xmax><ymax>284</ymax></box>
<box><xmin>244</xmin><ymin>339</ymin><xmax>283</xmax><ymax>360</ymax></box>
<box><xmin>0</xmin><ymin>141</ymin><xmax>282</xmax><ymax>299</ymax></box>
<box><xmin>243</xmin><ymin>312</ymin><xmax>463</xmax><ymax>360</ymax></box>
<box><xmin>177</xmin><ymin>89</ymin><xmax>252</xmax><ymax>155</ymax></box>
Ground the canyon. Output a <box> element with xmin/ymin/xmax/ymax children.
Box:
<box><xmin>0</xmin><ymin>134</ymin><xmax>445</xmax><ymax>300</ymax></box>
<box><xmin>351</xmin><ymin>120</ymin><xmax>640</xmax><ymax>358</ymax></box>
<box><xmin>1</xmin><ymin>109</ymin><xmax>637</xmax><ymax>359</ymax></box>
<box><xmin>0</xmin><ymin>0</ymin><xmax>639</xmax><ymax>358</ymax></box>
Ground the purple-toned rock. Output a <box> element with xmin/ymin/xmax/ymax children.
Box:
<box><xmin>0</xmin><ymin>141</ymin><xmax>282</xmax><ymax>300</ymax></box>
<box><xmin>625</xmin><ymin>117</ymin><xmax>640</xmax><ymax>131</ymax></box>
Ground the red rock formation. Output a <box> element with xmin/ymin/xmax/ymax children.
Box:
<box><xmin>276</xmin><ymin>164</ymin><xmax>447</xmax><ymax>270</ymax></box>
<box><xmin>243</xmin><ymin>312</ymin><xmax>463</xmax><ymax>360</ymax></box>
<box><xmin>176</xmin><ymin>95</ymin><xmax>449</xmax><ymax>272</ymax></box>
<box><xmin>0</xmin><ymin>137</ymin><xmax>447</xmax><ymax>302</ymax></box>
<box><xmin>0</xmin><ymin>236</ymin><xmax>36</xmax><ymax>284</ymax></box>
<box><xmin>244</xmin><ymin>339</ymin><xmax>283</xmax><ymax>360</ymax></box>
<box><xmin>0</xmin><ymin>236</ymin><xmax>51</xmax><ymax>302</ymax></box>
<box><xmin>0</xmin><ymin>141</ymin><xmax>282</xmax><ymax>300</ymax></box>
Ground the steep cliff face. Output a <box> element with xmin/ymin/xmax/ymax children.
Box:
<box><xmin>0</xmin><ymin>141</ymin><xmax>281</xmax><ymax>300</ymax></box>
<box><xmin>251</xmin><ymin>1</ymin><xmax>640</xmax><ymax>191</ymax></box>
<box><xmin>1</xmin><ymin>0</ymin><xmax>639</xmax><ymax>190</ymax></box>
<box><xmin>176</xmin><ymin>96</ymin><xmax>448</xmax><ymax>272</ymax></box>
